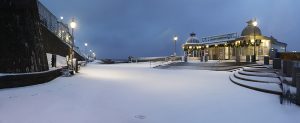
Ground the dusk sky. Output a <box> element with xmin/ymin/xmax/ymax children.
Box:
<box><xmin>40</xmin><ymin>0</ymin><xmax>300</xmax><ymax>59</ymax></box>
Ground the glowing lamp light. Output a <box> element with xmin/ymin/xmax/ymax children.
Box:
<box><xmin>60</xmin><ymin>16</ymin><xmax>64</xmax><ymax>20</ymax></box>
<box><xmin>70</xmin><ymin>22</ymin><xmax>76</xmax><ymax>29</ymax></box>
<box><xmin>173</xmin><ymin>36</ymin><xmax>178</xmax><ymax>41</ymax></box>
<box><xmin>84</xmin><ymin>43</ymin><xmax>88</xmax><ymax>47</ymax></box>
<box><xmin>252</xmin><ymin>21</ymin><xmax>258</xmax><ymax>27</ymax></box>
<box><xmin>70</xmin><ymin>19</ymin><xmax>77</xmax><ymax>29</ymax></box>
<box><xmin>251</xmin><ymin>39</ymin><xmax>255</xmax><ymax>44</ymax></box>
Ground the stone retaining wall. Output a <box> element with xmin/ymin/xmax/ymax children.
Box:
<box><xmin>0</xmin><ymin>68</ymin><xmax>62</xmax><ymax>89</ymax></box>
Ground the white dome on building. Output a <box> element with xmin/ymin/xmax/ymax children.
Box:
<box><xmin>241</xmin><ymin>20</ymin><xmax>262</xmax><ymax>36</ymax></box>
<box><xmin>186</xmin><ymin>33</ymin><xmax>200</xmax><ymax>44</ymax></box>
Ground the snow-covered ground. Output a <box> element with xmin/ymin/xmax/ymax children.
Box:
<box><xmin>0</xmin><ymin>62</ymin><xmax>299</xmax><ymax>123</ymax></box>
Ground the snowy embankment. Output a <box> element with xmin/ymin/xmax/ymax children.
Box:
<box><xmin>0</xmin><ymin>62</ymin><xmax>299</xmax><ymax>123</ymax></box>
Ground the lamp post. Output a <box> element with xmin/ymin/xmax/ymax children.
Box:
<box><xmin>84</xmin><ymin>43</ymin><xmax>88</xmax><ymax>61</ymax></box>
<box><xmin>84</xmin><ymin>43</ymin><xmax>88</xmax><ymax>55</ymax></box>
<box><xmin>173</xmin><ymin>35</ymin><xmax>178</xmax><ymax>56</ymax></box>
<box><xmin>88</xmin><ymin>50</ymin><xmax>93</xmax><ymax>61</ymax></box>
<box><xmin>92</xmin><ymin>52</ymin><xmax>96</xmax><ymax>60</ymax></box>
<box><xmin>252</xmin><ymin>19</ymin><xmax>258</xmax><ymax>62</ymax></box>
<box><xmin>70</xmin><ymin>18</ymin><xmax>76</xmax><ymax>72</ymax></box>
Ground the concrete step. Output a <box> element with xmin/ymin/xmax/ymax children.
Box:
<box><xmin>235</xmin><ymin>70</ymin><xmax>281</xmax><ymax>83</ymax></box>
<box><xmin>229</xmin><ymin>72</ymin><xmax>282</xmax><ymax>95</ymax></box>
<box><xmin>243</xmin><ymin>67</ymin><xmax>276</xmax><ymax>73</ymax></box>
<box><xmin>238</xmin><ymin>70</ymin><xmax>278</xmax><ymax>78</ymax></box>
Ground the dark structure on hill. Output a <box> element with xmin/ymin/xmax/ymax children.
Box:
<box><xmin>0</xmin><ymin>0</ymin><xmax>85</xmax><ymax>73</ymax></box>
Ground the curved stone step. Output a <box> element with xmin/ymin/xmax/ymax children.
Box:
<box><xmin>229</xmin><ymin>73</ymin><xmax>282</xmax><ymax>95</ymax></box>
<box><xmin>228</xmin><ymin>67</ymin><xmax>245</xmax><ymax>72</ymax></box>
<box><xmin>238</xmin><ymin>70</ymin><xmax>278</xmax><ymax>78</ymax></box>
<box><xmin>234</xmin><ymin>71</ymin><xmax>281</xmax><ymax>84</ymax></box>
<box><xmin>243</xmin><ymin>67</ymin><xmax>276</xmax><ymax>73</ymax></box>
<box><xmin>228</xmin><ymin>64</ymin><xmax>265</xmax><ymax>72</ymax></box>
<box><xmin>247</xmin><ymin>65</ymin><xmax>268</xmax><ymax>68</ymax></box>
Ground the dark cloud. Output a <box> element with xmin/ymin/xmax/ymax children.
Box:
<box><xmin>40</xmin><ymin>0</ymin><xmax>300</xmax><ymax>59</ymax></box>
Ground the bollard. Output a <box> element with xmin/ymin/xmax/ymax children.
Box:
<box><xmin>236</xmin><ymin>56</ymin><xmax>240</xmax><ymax>63</ymax></box>
<box><xmin>286</xmin><ymin>61</ymin><xmax>294</xmax><ymax>77</ymax></box>
<box><xmin>184</xmin><ymin>56</ymin><xmax>187</xmax><ymax>62</ymax></box>
<box><xmin>273</xmin><ymin>58</ymin><xmax>281</xmax><ymax>69</ymax></box>
<box><xmin>296</xmin><ymin>73</ymin><xmax>300</xmax><ymax>105</ymax></box>
<box><xmin>282</xmin><ymin>61</ymin><xmax>288</xmax><ymax>76</ymax></box>
<box><xmin>246</xmin><ymin>55</ymin><xmax>250</xmax><ymax>63</ymax></box>
<box><xmin>264</xmin><ymin>56</ymin><xmax>270</xmax><ymax>65</ymax></box>
<box><xmin>205</xmin><ymin>55</ymin><xmax>208</xmax><ymax>62</ymax></box>
<box><xmin>292</xmin><ymin>67</ymin><xmax>300</xmax><ymax>86</ymax></box>
<box><xmin>251</xmin><ymin>55</ymin><xmax>256</xmax><ymax>63</ymax></box>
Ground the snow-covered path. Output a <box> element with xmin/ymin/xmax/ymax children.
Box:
<box><xmin>0</xmin><ymin>63</ymin><xmax>299</xmax><ymax>123</ymax></box>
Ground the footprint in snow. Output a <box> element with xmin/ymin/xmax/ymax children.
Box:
<box><xmin>8</xmin><ymin>96</ymin><xmax>18</xmax><ymax>99</ymax></box>
<box><xmin>31</xmin><ymin>93</ymin><xmax>39</xmax><ymax>96</ymax></box>
<box><xmin>134</xmin><ymin>115</ymin><xmax>146</xmax><ymax>119</ymax></box>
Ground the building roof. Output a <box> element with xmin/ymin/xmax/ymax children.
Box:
<box><xmin>241</xmin><ymin>20</ymin><xmax>262</xmax><ymax>36</ymax></box>
<box><xmin>182</xmin><ymin>20</ymin><xmax>287</xmax><ymax>47</ymax></box>
<box><xmin>186</xmin><ymin>33</ymin><xmax>200</xmax><ymax>44</ymax></box>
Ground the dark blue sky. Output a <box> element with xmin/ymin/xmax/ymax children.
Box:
<box><xmin>40</xmin><ymin>0</ymin><xmax>300</xmax><ymax>59</ymax></box>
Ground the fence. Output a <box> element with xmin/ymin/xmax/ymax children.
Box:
<box><xmin>36</xmin><ymin>1</ymin><xmax>85</xmax><ymax>59</ymax></box>
<box><xmin>37</xmin><ymin>1</ymin><xmax>73</xmax><ymax>47</ymax></box>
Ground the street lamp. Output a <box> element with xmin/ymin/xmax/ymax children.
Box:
<box><xmin>252</xmin><ymin>19</ymin><xmax>258</xmax><ymax>62</ymax></box>
<box><xmin>70</xmin><ymin>18</ymin><xmax>77</xmax><ymax>35</ymax></box>
<box><xmin>92</xmin><ymin>52</ymin><xmax>96</xmax><ymax>60</ymax></box>
<box><xmin>173</xmin><ymin>35</ymin><xmax>178</xmax><ymax>56</ymax></box>
<box><xmin>84</xmin><ymin>43</ymin><xmax>88</xmax><ymax>54</ymax></box>
<box><xmin>84</xmin><ymin>43</ymin><xmax>88</xmax><ymax>60</ymax></box>
<box><xmin>87</xmin><ymin>50</ymin><xmax>93</xmax><ymax>61</ymax></box>
<box><xmin>69</xmin><ymin>18</ymin><xmax>76</xmax><ymax>73</ymax></box>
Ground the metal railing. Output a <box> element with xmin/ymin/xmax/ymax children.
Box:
<box><xmin>37</xmin><ymin>1</ymin><xmax>84</xmax><ymax>58</ymax></box>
